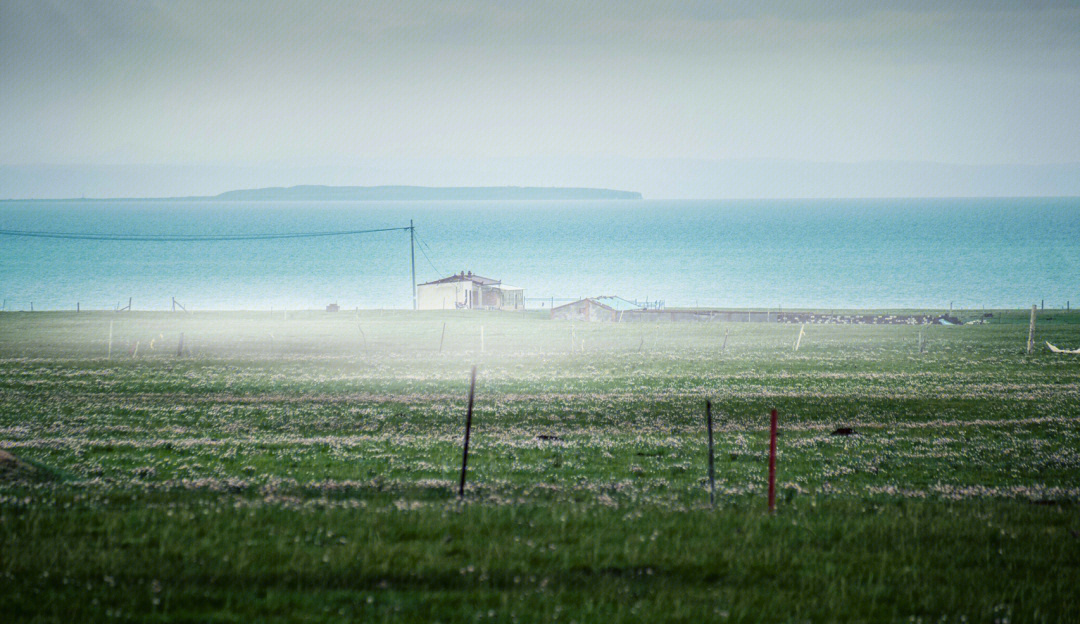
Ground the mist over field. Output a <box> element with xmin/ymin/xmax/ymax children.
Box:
<box><xmin>2</xmin><ymin>2</ymin><xmax>1079</xmax><ymax>623</ymax></box>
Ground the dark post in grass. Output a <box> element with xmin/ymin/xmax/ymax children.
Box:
<box><xmin>706</xmin><ymin>400</ymin><xmax>716</xmax><ymax>506</ymax></box>
<box><xmin>439</xmin><ymin>321</ymin><xmax>446</xmax><ymax>352</ymax></box>
<box><xmin>768</xmin><ymin>409</ymin><xmax>778</xmax><ymax>514</ymax></box>
<box><xmin>458</xmin><ymin>365</ymin><xmax>478</xmax><ymax>499</ymax></box>
<box><xmin>176</xmin><ymin>332</ymin><xmax>184</xmax><ymax>357</ymax></box>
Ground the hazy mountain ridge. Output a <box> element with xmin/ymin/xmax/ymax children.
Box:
<box><xmin>209</xmin><ymin>185</ymin><xmax>642</xmax><ymax>201</ymax></box>
<box><xmin>4</xmin><ymin>161</ymin><xmax>1080</xmax><ymax>200</ymax></box>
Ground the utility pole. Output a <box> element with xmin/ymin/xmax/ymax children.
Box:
<box><xmin>410</xmin><ymin>219</ymin><xmax>417</xmax><ymax>311</ymax></box>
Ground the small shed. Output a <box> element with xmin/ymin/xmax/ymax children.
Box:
<box><xmin>550</xmin><ymin>296</ymin><xmax>644</xmax><ymax>321</ymax></box>
<box><xmin>417</xmin><ymin>271</ymin><xmax>524</xmax><ymax>310</ymax></box>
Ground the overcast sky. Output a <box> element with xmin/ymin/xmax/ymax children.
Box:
<box><xmin>2</xmin><ymin>1</ymin><xmax>1079</xmax><ymax>196</ymax></box>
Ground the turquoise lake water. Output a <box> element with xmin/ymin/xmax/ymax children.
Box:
<box><xmin>1</xmin><ymin>198</ymin><xmax>1077</xmax><ymax>311</ymax></box>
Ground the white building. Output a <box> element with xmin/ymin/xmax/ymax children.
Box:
<box><xmin>417</xmin><ymin>271</ymin><xmax>524</xmax><ymax>310</ymax></box>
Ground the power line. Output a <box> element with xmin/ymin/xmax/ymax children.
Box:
<box><xmin>414</xmin><ymin>232</ymin><xmax>441</xmax><ymax>273</ymax></box>
<box><xmin>3</xmin><ymin>222</ymin><xmax>424</xmax><ymax>309</ymax></box>
<box><xmin>413</xmin><ymin>231</ymin><xmax>445</xmax><ymax>277</ymax></box>
<box><xmin>0</xmin><ymin>226</ymin><xmax>409</xmax><ymax>242</ymax></box>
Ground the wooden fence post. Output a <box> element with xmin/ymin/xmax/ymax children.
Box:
<box><xmin>458</xmin><ymin>366</ymin><xmax>478</xmax><ymax>499</ymax></box>
<box><xmin>176</xmin><ymin>332</ymin><xmax>184</xmax><ymax>357</ymax></box>
<box><xmin>722</xmin><ymin>329</ymin><xmax>729</xmax><ymax>354</ymax></box>
<box><xmin>768</xmin><ymin>409</ymin><xmax>778</xmax><ymax>514</ymax></box>
<box><xmin>706</xmin><ymin>400</ymin><xmax>716</xmax><ymax>506</ymax></box>
<box><xmin>439</xmin><ymin>321</ymin><xmax>446</xmax><ymax>352</ymax></box>
<box><xmin>794</xmin><ymin>324</ymin><xmax>805</xmax><ymax>352</ymax></box>
<box><xmin>1027</xmin><ymin>304</ymin><xmax>1037</xmax><ymax>354</ymax></box>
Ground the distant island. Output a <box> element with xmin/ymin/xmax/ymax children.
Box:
<box><xmin>205</xmin><ymin>185</ymin><xmax>642</xmax><ymax>201</ymax></box>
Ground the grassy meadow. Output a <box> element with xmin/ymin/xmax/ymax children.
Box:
<box><xmin>1</xmin><ymin>309</ymin><xmax>1079</xmax><ymax>622</ymax></box>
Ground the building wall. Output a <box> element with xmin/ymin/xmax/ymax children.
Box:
<box><xmin>417</xmin><ymin>282</ymin><xmax>467</xmax><ymax>310</ymax></box>
<box><xmin>478</xmin><ymin>287</ymin><xmax>524</xmax><ymax>310</ymax></box>
<box><xmin>620</xmin><ymin>310</ymin><xmax>774</xmax><ymax>322</ymax></box>
<box><xmin>551</xmin><ymin>299</ymin><xmax>617</xmax><ymax>321</ymax></box>
<box><xmin>419</xmin><ymin>280</ymin><xmax>524</xmax><ymax>310</ymax></box>
<box><xmin>500</xmin><ymin>289</ymin><xmax>524</xmax><ymax>310</ymax></box>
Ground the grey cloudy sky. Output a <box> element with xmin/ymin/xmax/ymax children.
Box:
<box><xmin>2</xmin><ymin>1</ymin><xmax>1079</xmax><ymax>196</ymax></box>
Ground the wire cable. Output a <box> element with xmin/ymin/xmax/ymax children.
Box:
<box><xmin>412</xmin><ymin>231</ymin><xmax>445</xmax><ymax>278</ymax></box>
<box><xmin>0</xmin><ymin>226</ymin><xmax>410</xmax><ymax>242</ymax></box>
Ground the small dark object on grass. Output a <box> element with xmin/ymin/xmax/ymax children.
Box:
<box><xmin>831</xmin><ymin>427</ymin><xmax>856</xmax><ymax>436</ymax></box>
<box><xmin>536</xmin><ymin>434</ymin><xmax>562</xmax><ymax>441</ymax></box>
<box><xmin>1</xmin><ymin>450</ymin><xmax>69</xmax><ymax>482</ymax></box>
<box><xmin>0</xmin><ymin>450</ymin><xmax>34</xmax><ymax>480</ymax></box>
<box><xmin>1032</xmin><ymin>499</ymin><xmax>1058</xmax><ymax>506</ymax></box>
<box><xmin>635</xmin><ymin>451</ymin><xmax>664</xmax><ymax>457</ymax></box>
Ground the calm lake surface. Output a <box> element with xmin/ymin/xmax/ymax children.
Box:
<box><xmin>1</xmin><ymin>198</ymin><xmax>1077</xmax><ymax>311</ymax></box>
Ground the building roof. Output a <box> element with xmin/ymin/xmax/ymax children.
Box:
<box><xmin>419</xmin><ymin>271</ymin><xmax>501</xmax><ymax>287</ymax></box>
<box><xmin>552</xmin><ymin>296</ymin><xmax>644</xmax><ymax>312</ymax></box>
<box><xmin>592</xmin><ymin>296</ymin><xmax>645</xmax><ymax>311</ymax></box>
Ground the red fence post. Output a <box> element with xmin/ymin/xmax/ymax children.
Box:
<box><xmin>768</xmin><ymin>409</ymin><xmax>778</xmax><ymax>514</ymax></box>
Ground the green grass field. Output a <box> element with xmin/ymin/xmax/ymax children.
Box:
<box><xmin>2</xmin><ymin>310</ymin><xmax>1079</xmax><ymax>622</ymax></box>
